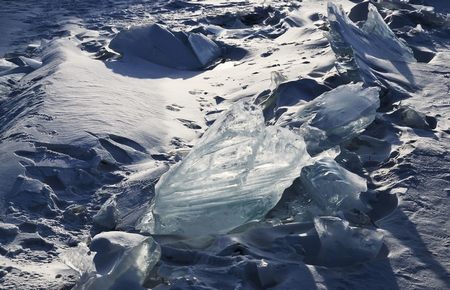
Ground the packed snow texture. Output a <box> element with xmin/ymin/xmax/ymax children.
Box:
<box><xmin>140</xmin><ymin>101</ymin><xmax>311</xmax><ymax>237</ymax></box>
<box><xmin>278</xmin><ymin>83</ymin><xmax>380</xmax><ymax>154</ymax></box>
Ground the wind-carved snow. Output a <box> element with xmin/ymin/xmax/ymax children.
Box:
<box><xmin>314</xmin><ymin>216</ymin><xmax>383</xmax><ymax>267</ymax></box>
<box><xmin>278</xmin><ymin>83</ymin><xmax>380</xmax><ymax>155</ymax></box>
<box><xmin>73</xmin><ymin>232</ymin><xmax>161</xmax><ymax>290</ymax></box>
<box><xmin>139</xmin><ymin>101</ymin><xmax>312</xmax><ymax>237</ymax></box>
<box><xmin>327</xmin><ymin>3</ymin><xmax>416</xmax><ymax>88</ymax></box>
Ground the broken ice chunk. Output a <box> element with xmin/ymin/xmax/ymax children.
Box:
<box><xmin>93</xmin><ymin>197</ymin><xmax>119</xmax><ymax>230</ymax></box>
<box><xmin>0</xmin><ymin>58</ymin><xmax>18</xmax><ymax>72</ymax></box>
<box><xmin>109</xmin><ymin>23</ymin><xmax>222</xmax><ymax>70</ymax></box>
<box><xmin>140</xmin><ymin>101</ymin><xmax>312</xmax><ymax>237</ymax></box>
<box><xmin>314</xmin><ymin>216</ymin><xmax>383</xmax><ymax>267</ymax></box>
<box><xmin>73</xmin><ymin>231</ymin><xmax>160</xmax><ymax>290</ymax></box>
<box><xmin>278</xmin><ymin>83</ymin><xmax>380</xmax><ymax>155</ymax></box>
<box><xmin>327</xmin><ymin>3</ymin><xmax>416</xmax><ymax>87</ymax></box>
<box><xmin>300</xmin><ymin>158</ymin><xmax>367</xmax><ymax>213</ymax></box>
<box><xmin>188</xmin><ymin>33</ymin><xmax>222</xmax><ymax>67</ymax></box>
<box><xmin>396</xmin><ymin>106</ymin><xmax>437</xmax><ymax>129</ymax></box>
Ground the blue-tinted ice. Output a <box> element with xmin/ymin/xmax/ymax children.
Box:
<box><xmin>139</xmin><ymin>101</ymin><xmax>312</xmax><ymax>237</ymax></box>
<box><xmin>327</xmin><ymin>3</ymin><xmax>416</xmax><ymax>87</ymax></box>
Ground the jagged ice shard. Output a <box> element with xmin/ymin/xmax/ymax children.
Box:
<box><xmin>139</xmin><ymin>101</ymin><xmax>312</xmax><ymax>237</ymax></box>
<box><xmin>278</xmin><ymin>83</ymin><xmax>380</xmax><ymax>155</ymax></box>
<box><xmin>327</xmin><ymin>2</ymin><xmax>416</xmax><ymax>88</ymax></box>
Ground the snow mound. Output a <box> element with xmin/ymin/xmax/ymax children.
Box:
<box><xmin>139</xmin><ymin>101</ymin><xmax>312</xmax><ymax>237</ymax></box>
<box><xmin>109</xmin><ymin>23</ymin><xmax>222</xmax><ymax>70</ymax></box>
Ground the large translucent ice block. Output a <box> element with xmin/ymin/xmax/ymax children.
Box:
<box><xmin>278</xmin><ymin>83</ymin><xmax>380</xmax><ymax>154</ymax></box>
<box><xmin>314</xmin><ymin>216</ymin><xmax>383</xmax><ymax>267</ymax></box>
<box><xmin>300</xmin><ymin>158</ymin><xmax>367</xmax><ymax>213</ymax></box>
<box><xmin>139</xmin><ymin>101</ymin><xmax>311</xmax><ymax>237</ymax></box>
<box><xmin>327</xmin><ymin>3</ymin><xmax>416</xmax><ymax>87</ymax></box>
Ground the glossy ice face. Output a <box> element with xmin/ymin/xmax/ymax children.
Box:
<box><xmin>139</xmin><ymin>101</ymin><xmax>312</xmax><ymax>237</ymax></box>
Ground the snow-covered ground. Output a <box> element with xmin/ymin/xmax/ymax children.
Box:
<box><xmin>0</xmin><ymin>0</ymin><xmax>449</xmax><ymax>289</ymax></box>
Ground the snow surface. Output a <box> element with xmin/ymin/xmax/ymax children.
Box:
<box><xmin>0</xmin><ymin>0</ymin><xmax>449</xmax><ymax>289</ymax></box>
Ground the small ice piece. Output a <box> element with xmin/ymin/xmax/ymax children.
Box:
<box><xmin>327</xmin><ymin>3</ymin><xmax>416</xmax><ymax>86</ymax></box>
<box><xmin>300</xmin><ymin>158</ymin><xmax>367</xmax><ymax>212</ymax></box>
<box><xmin>188</xmin><ymin>33</ymin><xmax>222</xmax><ymax>67</ymax></box>
<box><xmin>73</xmin><ymin>231</ymin><xmax>160</xmax><ymax>290</ymax></box>
<box><xmin>140</xmin><ymin>101</ymin><xmax>311</xmax><ymax>237</ymax></box>
<box><xmin>278</xmin><ymin>83</ymin><xmax>380</xmax><ymax>154</ymax></box>
<box><xmin>314</xmin><ymin>216</ymin><xmax>383</xmax><ymax>267</ymax></box>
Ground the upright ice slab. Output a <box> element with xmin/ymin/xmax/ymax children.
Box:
<box><xmin>278</xmin><ymin>83</ymin><xmax>380</xmax><ymax>154</ymax></box>
<box><xmin>73</xmin><ymin>232</ymin><xmax>161</xmax><ymax>290</ymax></box>
<box><xmin>300</xmin><ymin>158</ymin><xmax>367</xmax><ymax>213</ymax></box>
<box><xmin>327</xmin><ymin>3</ymin><xmax>416</xmax><ymax>88</ymax></box>
<box><xmin>139</xmin><ymin>101</ymin><xmax>311</xmax><ymax>237</ymax></box>
<box><xmin>314</xmin><ymin>216</ymin><xmax>383</xmax><ymax>267</ymax></box>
